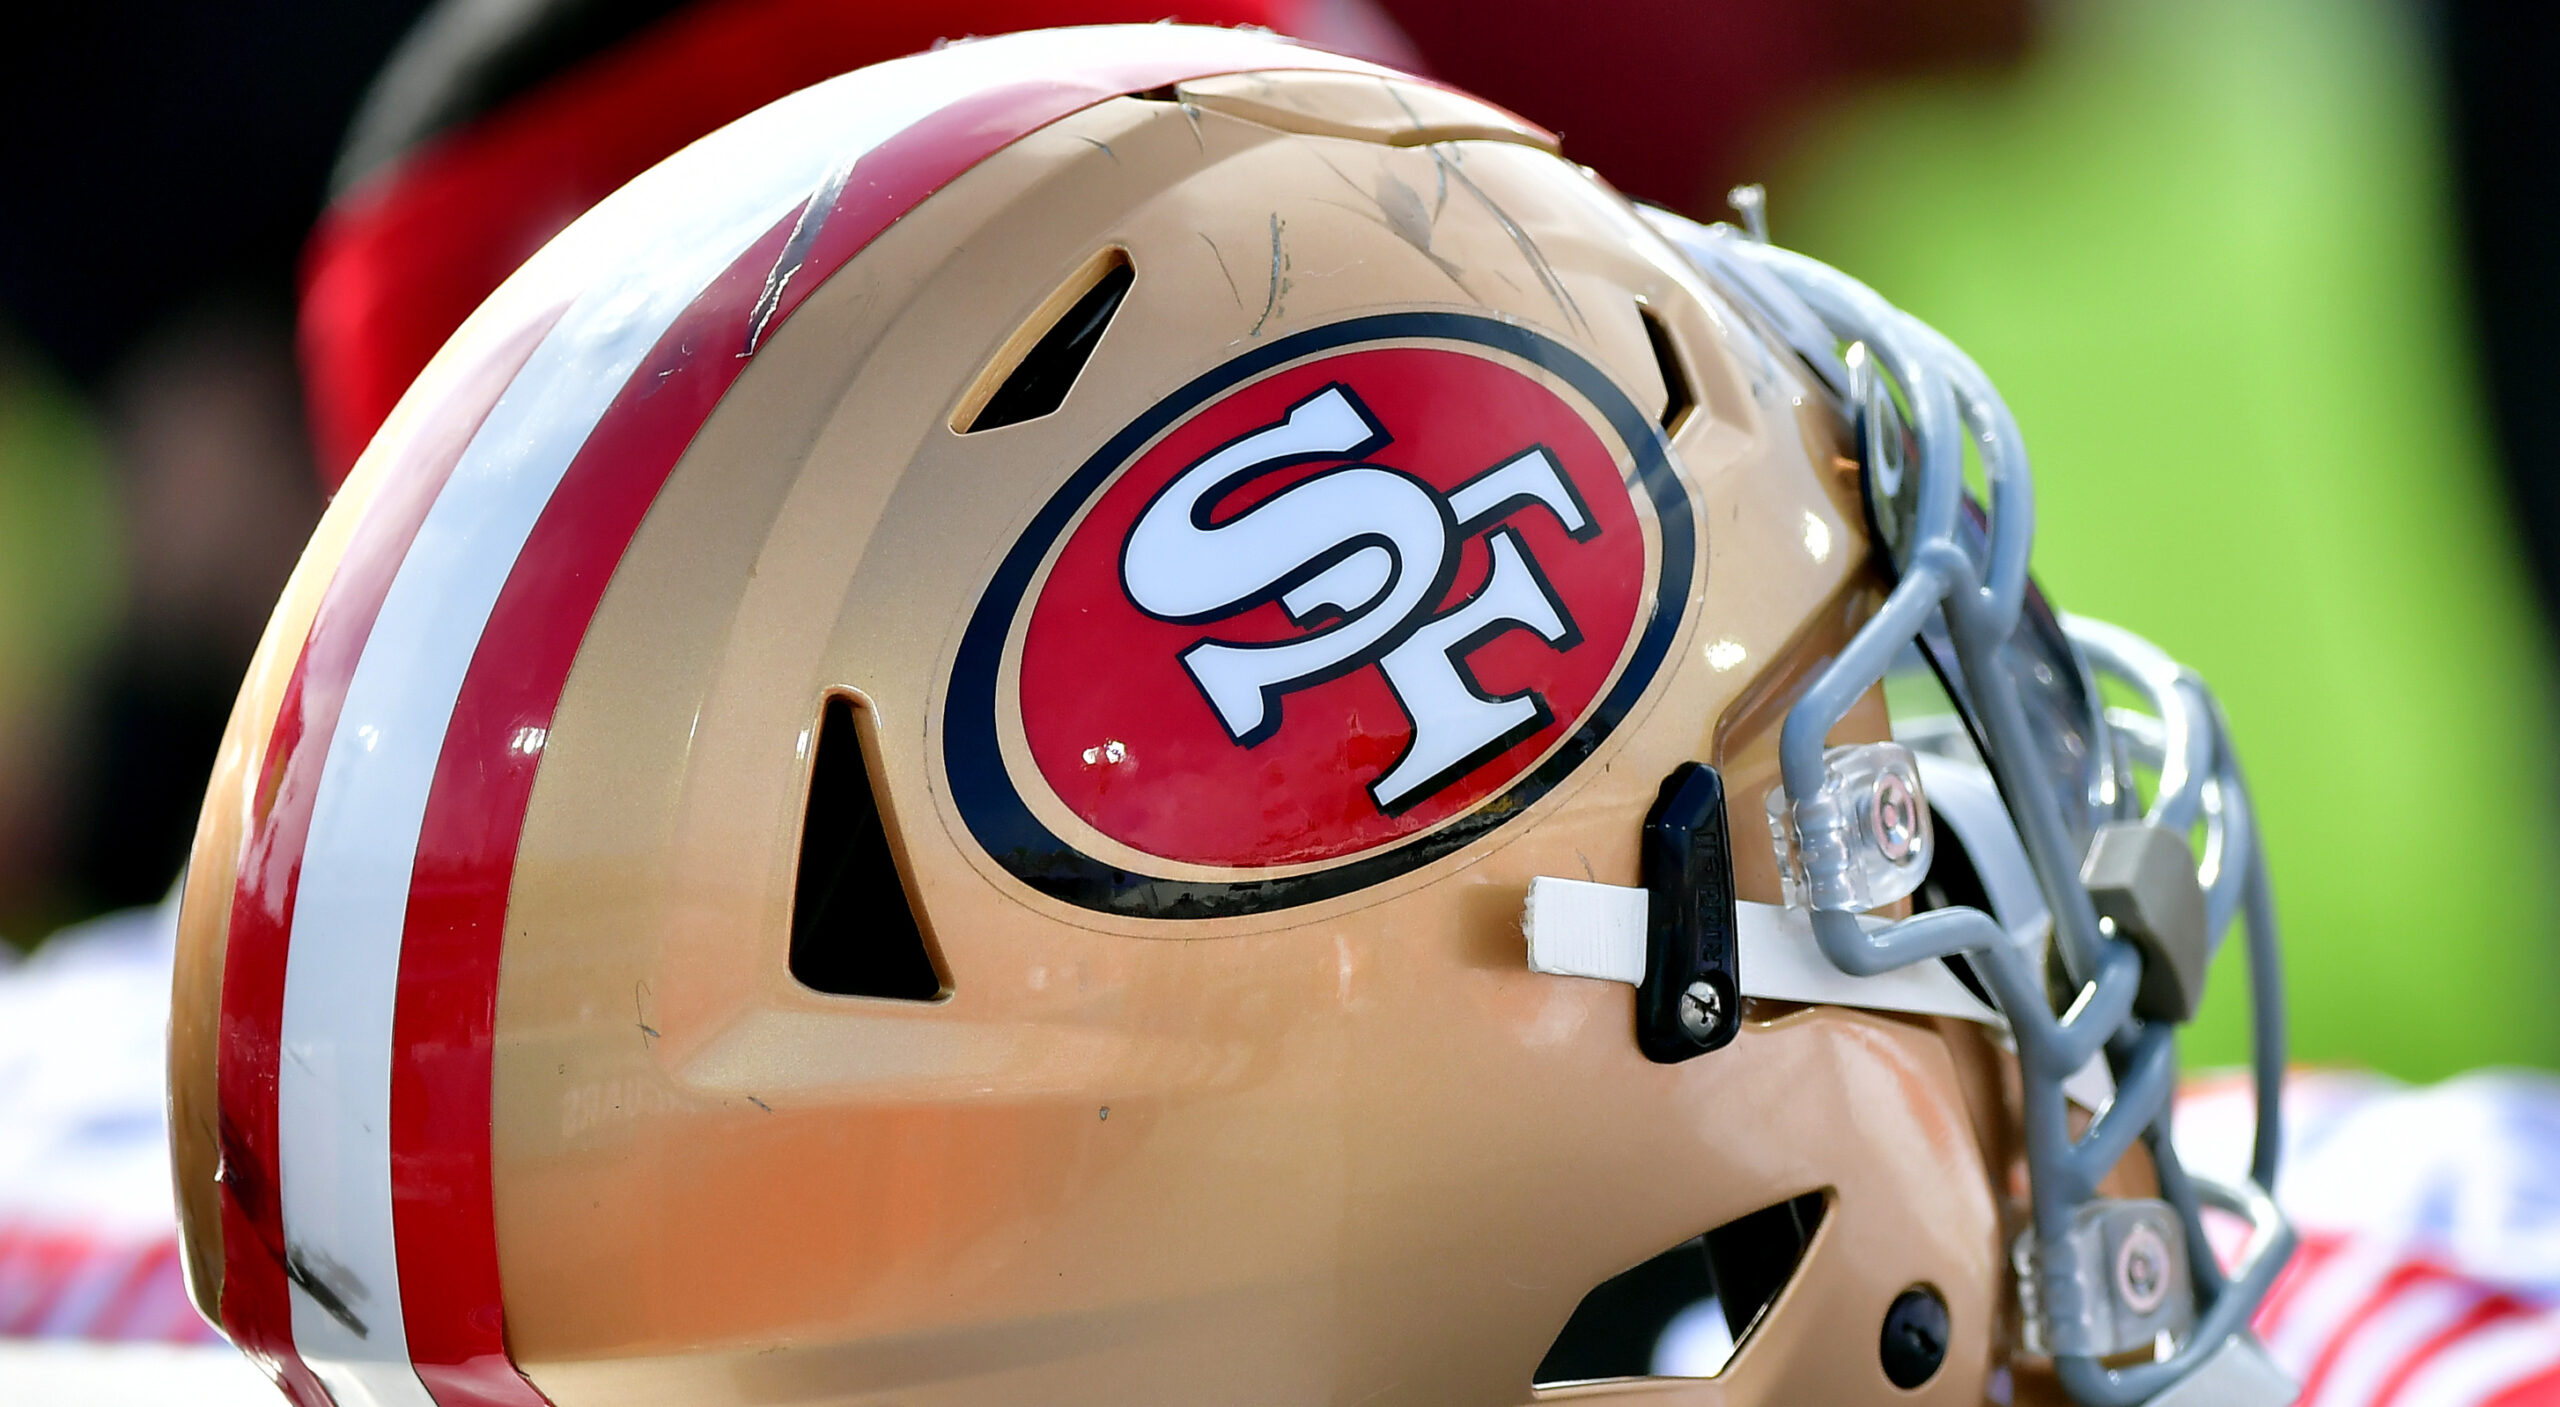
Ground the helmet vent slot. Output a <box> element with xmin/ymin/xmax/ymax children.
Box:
<box><xmin>1532</xmin><ymin>1189</ymin><xmax>1826</xmax><ymax>1387</ymax></box>
<box><xmin>956</xmin><ymin>248</ymin><xmax>1134</xmax><ymax>433</ymax></box>
<box><xmin>1638</xmin><ymin>301</ymin><xmax>1696</xmax><ymax>436</ymax></box>
<box><xmin>788</xmin><ymin>694</ymin><xmax>945</xmax><ymax>1001</ymax></box>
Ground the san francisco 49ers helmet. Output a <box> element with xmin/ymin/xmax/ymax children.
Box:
<box><xmin>169</xmin><ymin>24</ymin><xmax>2292</xmax><ymax>1407</ymax></box>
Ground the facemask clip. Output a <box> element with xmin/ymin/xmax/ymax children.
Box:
<box><xmin>2015</xmin><ymin>1199</ymin><xmax>2197</xmax><ymax>1360</ymax></box>
<box><xmin>1766</xmin><ymin>741</ymin><xmax>1932</xmax><ymax>913</ymax></box>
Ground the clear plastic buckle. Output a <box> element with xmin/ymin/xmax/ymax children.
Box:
<box><xmin>1766</xmin><ymin>742</ymin><xmax>1932</xmax><ymax>912</ymax></box>
<box><xmin>2015</xmin><ymin>1199</ymin><xmax>2197</xmax><ymax>1360</ymax></box>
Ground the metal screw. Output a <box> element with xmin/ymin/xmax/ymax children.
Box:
<box><xmin>1679</xmin><ymin>980</ymin><xmax>1725</xmax><ymax>1041</ymax></box>
<box><xmin>2115</xmin><ymin>1224</ymin><xmax>2171</xmax><ymax>1316</ymax></box>
<box><xmin>1872</xmin><ymin>770</ymin><xmax>1919</xmax><ymax>863</ymax></box>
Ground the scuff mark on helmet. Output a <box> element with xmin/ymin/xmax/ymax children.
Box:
<box><xmin>1434</xmin><ymin>145</ymin><xmax>1587</xmax><ymax>337</ymax></box>
<box><xmin>1200</xmin><ymin>232</ymin><xmax>1242</xmax><ymax>307</ymax></box>
<box><xmin>743</xmin><ymin>157</ymin><xmax>856</xmax><ymax>357</ymax></box>
<box><xmin>284</xmin><ymin>1244</ymin><xmax>371</xmax><ymax>1339</ymax></box>
<box><xmin>1252</xmin><ymin>213</ymin><xmax>1290</xmax><ymax>337</ymax></box>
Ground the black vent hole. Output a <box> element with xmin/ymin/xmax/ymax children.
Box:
<box><xmin>1533</xmin><ymin>1189</ymin><xmax>1827</xmax><ymax>1388</ymax></box>
<box><xmin>788</xmin><ymin>694</ymin><xmax>944</xmax><ymax>1001</ymax></box>
<box><xmin>1639</xmin><ymin>300</ymin><xmax>1697</xmax><ymax>436</ymax></box>
<box><xmin>957</xmin><ymin>248</ymin><xmax>1134</xmax><ymax>433</ymax></box>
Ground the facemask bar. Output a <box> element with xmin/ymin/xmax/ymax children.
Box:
<box><xmin>1646</xmin><ymin>208</ymin><xmax>2290</xmax><ymax>1405</ymax></box>
<box><xmin>2069</xmin><ymin>615</ymin><xmax>2285</xmax><ymax>1198</ymax></box>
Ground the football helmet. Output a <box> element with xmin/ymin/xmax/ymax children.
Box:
<box><xmin>170</xmin><ymin>24</ymin><xmax>2288</xmax><ymax>1407</ymax></box>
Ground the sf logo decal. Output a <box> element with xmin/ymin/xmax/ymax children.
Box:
<box><xmin>947</xmin><ymin>315</ymin><xmax>1694</xmax><ymax>917</ymax></box>
<box><xmin>1121</xmin><ymin>383</ymin><xmax>1595</xmax><ymax>813</ymax></box>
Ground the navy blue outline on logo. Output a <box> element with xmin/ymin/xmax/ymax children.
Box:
<box><xmin>944</xmin><ymin>312</ymin><xmax>1696</xmax><ymax>919</ymax></box>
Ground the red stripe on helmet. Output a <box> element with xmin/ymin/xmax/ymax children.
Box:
<box><xmin>382</xmin><ymin>201</ymin><xmax>806</xmax><ymax>1407</ymax></box>
<box><xmin>380</xmin><ymin>49</ymin><xmax>1394</xmax><ymax>1401</ymax></box>
<box><xmin>214</xmin><ymin>305</ymin><xmax>564</xmax><ymax>1406</ymax></box>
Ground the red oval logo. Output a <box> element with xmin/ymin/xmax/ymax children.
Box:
<box><xmin>946</xmin><ymin>314</ymin><xmax>1692</xmax><ymax>917</ymax></box>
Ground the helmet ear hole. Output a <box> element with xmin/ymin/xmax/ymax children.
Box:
<box><xmin>1534</xmin><ymin>1190</ymin><xmax>1827</xmax><ymax>1387</ymax></box>
<box><xmin>788</xmin><ymin>693</ymin><xmax>944</xmax><ymax>1000</ymax></box>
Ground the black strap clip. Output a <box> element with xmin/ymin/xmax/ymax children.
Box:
<box><xmin>1637</xmin><ymin>762</ymin><xmax>1741</xmax><ymax>1062</ymax></box>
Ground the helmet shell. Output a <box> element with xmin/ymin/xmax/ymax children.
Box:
<box><xmin>172</xmin><ymin>27</ymin><xmax>2002</xmax><ymax>1406</ymax></box>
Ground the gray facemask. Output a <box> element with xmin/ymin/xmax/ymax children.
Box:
<box><xmin>1643</xmin><ymin>201</ymin><xmax>2295</xmax><ymax>1407</ymax></box>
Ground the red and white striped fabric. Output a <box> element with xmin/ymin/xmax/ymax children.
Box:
<box><xmin>0</xmin><ymin>900</ymin><xmax>214</xmax><ymax>1346</ymax></box>
<box><xmin>206</xmin><ymin>26</ymin><xmax>1401</xmax><ymax>1407</ymax></box>
<box><xmin>2181</xmin><ymin>1071</ymin><xmax>2560</xmax><ymax>1407</ymax></box>
<box><xmin>0</xmin><ymin>1228</ymin><xmax>205</xmax><ymax>1344</ymax></box>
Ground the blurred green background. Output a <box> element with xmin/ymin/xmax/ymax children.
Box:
<box><xmin>0</xmin><ymin>355</ymin><xmax>118</xmax><ymax>941</ymax></box>
<box><xmin>1772</xmin><ymin>0</ymin><xmax>2560</xmax><ymax>1077</ymax></box>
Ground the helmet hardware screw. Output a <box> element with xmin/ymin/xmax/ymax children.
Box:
<box><xmin>1880</xmin><ymin>1284</ymin><xmax>1949</xmax><ymax>1389</ymax></box>
<box><xmin>1678</xmin><ymin>980</ymin><xmax>1725</xmax><ymax>1042</ymax></box>
<box><xmin>2115</xmin><ymin>1223</ymin><xmax>2172</xmax><ymax>1316</ymax></box>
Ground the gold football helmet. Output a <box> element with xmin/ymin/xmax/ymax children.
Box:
<box><xmin>169</xmin><ymin>25</ymin><xmax>2289</xmax><ymax>1407</ymax></box>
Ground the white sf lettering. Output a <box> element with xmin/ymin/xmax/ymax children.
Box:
<box><xmin>1120</xmin><ymin>383</ymin><xmax>1601</xmax><ymax>812</ymax></box>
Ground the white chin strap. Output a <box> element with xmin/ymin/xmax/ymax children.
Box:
<box><xmin>1521</xmin><ymin>752</ymin><xmax>2042</xmax><ymax>1026</ymax></box>
<box><xmin>1520</xmin><ymin>752</ymin><xmax>2117</xmax><ymax>1110</ymax></box>
<box><xmin>1523</xmin><ymin>877</ymin><xmax>1994</xmax><ymax>1023</ymax></box>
